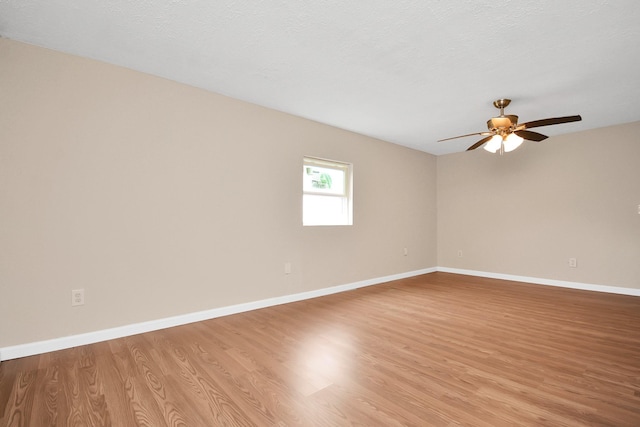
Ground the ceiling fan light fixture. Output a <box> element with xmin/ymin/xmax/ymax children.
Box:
<box><xmin>483</xmin><ymin>134</ymin><xmax>502</xmax><ymax>153</ymax></box>
<box><xmin>503</xmin><ymin>133</ymin><xmax>524</xmax><ymax>152</ymax></box>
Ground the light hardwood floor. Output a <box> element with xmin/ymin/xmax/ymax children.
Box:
<box><xmin>1</xmin><ymin>272</ymin><xmax>640</xmax><ymax>426</ymax></box>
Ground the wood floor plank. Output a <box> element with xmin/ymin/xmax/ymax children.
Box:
<box><xmin>2</xmin><ymin>369</ymin><xmax>38</xmax><ymax>426</ymax></box>
<box><xmin>30</xmin><ymin>365</ymin><xmax>59</xmax><ymax>427</ymax></box>
<box><xmin>0</xmin><ymin>356</ymin><xmax>20</xmax><ymax>424</ymax></box>
<box><xmin>1</xmin><ymin>272</ymin><xmax>640</xmax><ymax>426</ymax></box>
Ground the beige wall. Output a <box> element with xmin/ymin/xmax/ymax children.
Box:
<box><xmin>437</xmin><ymin>121</ymin><xmax>640</xmax><ymax>289</ymax></box>
<box><xmin>0</xmin><ymin>39</ymin><xmax>437</xmax><ymax>348</ymax></box>
<box><xmin>2</xmin><ymin>37</ymin><xmax>637</xmax><ymax>351</ymax></box>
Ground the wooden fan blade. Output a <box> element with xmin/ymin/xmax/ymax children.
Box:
<box><xmin>514</xmin><ymin>130</ymin><xmax>548</xmax><ymax>142</ymax></box>
<box><xmin>519</xmin><ymin>115</ymin><xmax>582</xmax><ymax>130</ymax></box>
<box><xmin>438</xmin><ymin>131</ymin><xmax>491</xmax><ymax>142</ymax></box>
<box><xmin>466</xmin><ymin>135</ymin><xmax>494</xmax><ymax>151</ymax></box>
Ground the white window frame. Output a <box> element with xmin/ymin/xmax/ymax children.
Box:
<box><xmin>303</xmin><ymin>156</ymin><xmax>353</xmax><ymax>226</ymax></box>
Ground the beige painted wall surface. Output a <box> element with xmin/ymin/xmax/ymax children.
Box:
<box><xmin>437</xmin><ymin>121</ymin><xmax>640</xmax><ymax>289</ymax></box>
<box><xmin>0</xmin><ymin>39</ymin><xmax>437</xmax><ymax>348</ymax></box>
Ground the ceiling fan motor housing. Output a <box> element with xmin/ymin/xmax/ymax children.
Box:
<box><xmin>487</xmin><ymin>115</ymin><xmax>518</xmax><ymax>132</ymax></box>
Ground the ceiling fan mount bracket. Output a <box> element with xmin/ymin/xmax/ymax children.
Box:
<box><xmin>493</xmin><ymin>98</ymin><xmax>511</xmax><ymax>110</ymax></box>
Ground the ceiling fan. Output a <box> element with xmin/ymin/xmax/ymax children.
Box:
<box><xmin>438</xmin><ymin>99</ymin><xmax>582</xmax><ymax>154</ymax></box>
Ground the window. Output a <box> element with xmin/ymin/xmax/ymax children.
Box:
<box><xmin>303</xmin><ymin>156</ymin><xmax>352</xmax><ymax>226</ymax></box>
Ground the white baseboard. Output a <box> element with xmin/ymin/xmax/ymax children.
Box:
<box><xmin>0</xmin><ymin>267</ymin><xmax>436</xmax><ymax>361</ymax></box>
<box><xmin>3</xmin><ymin>266</ymin><xmax>636</xmax><ymax>361</ymax></box>
<box><xmin>437</xmin><ymin>267</ymin><xmax>640</xmax><ymax>297</ymax></box>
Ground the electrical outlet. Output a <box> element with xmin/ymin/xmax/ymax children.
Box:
<box><xmin>403</xmin><ymin>247</ymin><xmax>408</xmax><ymax>256</ymax></box>
<box><xmin>457</xmin><ymin>250</ymin><xmax>463</xmax><ymax>258</ymax></box>
<box><xmin>568</xmin><ymin>258</ymin><xmax>577</xmax><ymax>268</ymax></box>
<box><xmin>71</xmin><ymin>289</ymin><xmax>84</xmax><ymax>306</ymax></box>
<box><xmin>284</xmin><ymin>262</ymin><xmax>292</xmax><ymax>275</ymax></box>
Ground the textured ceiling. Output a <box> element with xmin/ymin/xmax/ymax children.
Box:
<box><xmin>1</xmin><ymin>0</ymin><xmax>639</xmax><ymax>155</ymax></box>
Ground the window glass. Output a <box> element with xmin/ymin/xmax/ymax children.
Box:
<box><xmin>303</xmin><ymin>157</ymin><xmax>352</xmax><ymax>226</ymax></box>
